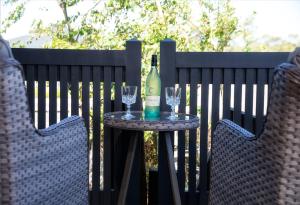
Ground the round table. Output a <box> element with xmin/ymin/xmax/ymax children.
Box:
<box><xmin>104</xmin><ymin>111</ymin><xmax>200</xmax><ymax>205</ymax></box>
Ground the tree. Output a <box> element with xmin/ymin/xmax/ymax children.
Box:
<box><xmin>0</xmin><ymin>0</ymin><xmax>25</xmax><ymax>34</ymax></box>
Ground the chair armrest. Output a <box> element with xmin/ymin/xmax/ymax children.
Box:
<box><xmin>37</xmin><ymin>115</ymin><xmax>85</xmax><ymax>136</ymax></box>
<box><xmin>32</xmin><ymin>116</ymin><xmax>89</xmax><ymax>204</ymax></box>
<box><xmin>7</xmin><ymin>116</ymin><xmax>89</xmax><ymax>204</ymax></box>
<box><xmin>214</xmin><ymin>119</ymin><xmax>256</xmax><ymax>141</ymax></box>
<box><xmin>210</xmin><ymin>119</ymin><xmax>259</xmax><ymax>204</ymax></box>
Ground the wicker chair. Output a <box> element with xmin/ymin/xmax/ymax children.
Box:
<box><xmin>209</xmin><ymin>51</ymin><xmax>300</xmax><ymax>204</ymax></box>
<box><xmin>0</xmin><ymin>36</ymin><xmax>88</xmax><ymax>204</ymax></box>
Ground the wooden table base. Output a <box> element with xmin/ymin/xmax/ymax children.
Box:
<box><xmin>104</xmin><ymin>112</ymin><xmax>199</xmax><ymax>205</ymax></box>
<box><xmin>165</xmin><ymin>132</ymin><xmax>182</xmax><ymax>205</ymax></box>
<box><xmin>117</xmin><ymin>135</ymin><xmax>138</xmax><ymax>205</ymax></box>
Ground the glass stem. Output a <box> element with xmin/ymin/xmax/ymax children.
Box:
<box><xmin>171</xmin><ymin>105</ymin><xmax>175</xmax><ymax>117</ymax></box>
<box><xmin>127</xmin><ymin>104</ymin><xmax>131</xmax><ymax>115</ymax></box>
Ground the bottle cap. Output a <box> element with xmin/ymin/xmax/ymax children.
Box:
<box><xmin>151</xmin><ymin>55</ymin><xmax>157</xmax><ymax>66</ymax></box>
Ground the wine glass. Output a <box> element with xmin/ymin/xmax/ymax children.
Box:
<box><xmin>122</xmin><ymin>85</ymin><xmax>137</xmax><ymax>119</ymax></box>
<box><xmin>165</xmin><ymin>87</ymin><xmax>181</xmax><ymax>120</ymax></box>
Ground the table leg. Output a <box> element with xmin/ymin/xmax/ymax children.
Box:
<box><xmin>117</xmin><ymin>134</ymin><xmax>138</xmax><ymax>205</ymax></box>
<box><xmin>165</xmin><ymin>132</ymin><xmax>182</xmax><ymax>205</ymax></box>
<box><xmin>140</xmin><ymin>134</ymin><xmax>147</xmax><ymax>205</ymax></box>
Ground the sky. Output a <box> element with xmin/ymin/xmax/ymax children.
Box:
<box><xmin>0</xmin><ymin>0</ymin><xmax>95</xmax><ymax>39</ymax></box>
<box><xmin>1</xmin><ymin>0</ymin><xmax>300</xmax><ymax>42</ymax></box>
<box><xmin>233</xmin><ymin>0</ymin><xmax>300</xmax><ymax>40</ymax></box>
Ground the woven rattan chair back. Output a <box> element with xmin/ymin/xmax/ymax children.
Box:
<box><xmin>257</xmin><ymin>62</ymin><xmax>300</xmax><ymax>203</ymax></box>
<box><xmin>0</xmin><ymin>36</ymin><xmax>37</xmax><ymax>204</ymax></box>
<box><xmin>209</xmin><ymin>61</ymin><xmax>300</xmax><ymax>205</ymax></box>
<box><xmin>0</xmin><ymin>36</ymin><xmax>88</xmax><ymax>205</ymax></box>
<box><xmin>0</xmin><ymin>36</ymin><xmax>35</xmax><ymax>135</ymax></box>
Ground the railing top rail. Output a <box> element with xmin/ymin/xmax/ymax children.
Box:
<box><xmin>176</xmin><ymin>52</ymin><xmax>289</xmax><ymax>68</ymax></box>
<box><xmin>12</xmin><ymin>48</ymin><xmax>126</xmax><ymax>66</ymax></box>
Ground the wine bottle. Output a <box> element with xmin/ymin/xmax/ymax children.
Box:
<box><xmin>144</xmin><ymin>55</ymin><xmax>161</xmax><ymax>119</ymax></box>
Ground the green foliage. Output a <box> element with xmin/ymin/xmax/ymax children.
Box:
<box><xmin>226</xmin><ymin>10</ymin><xmax>300</xmax><ymax>52</ymax></box>
<box><xmin>144</xmin><ymin>131</ymin><xmax>158</xmax><ymax>168</ymax></box>
<box><xmin>257</xmin><ymin>35</ymin><xmax>300</xmax><ymax>51</ymax></box>
<box><xmin>0</xmin><ymin>0</ymin><xmax>25</xmax><ymax>34</ymax></box>
<box><xmin>197</xmin><ymin>0</ymin><xmax>238</xmax><ymax>51</ymax></box>
<box><xmin>235</xmin><ymin>34</ymin><xmax>300</xmax><ymax>52</ymax></box>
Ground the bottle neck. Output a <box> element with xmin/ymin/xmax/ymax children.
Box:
<box><xmin>150</xmin><ymin>65</ymin><xmax>158</xmax><ymax>74</ymax></box>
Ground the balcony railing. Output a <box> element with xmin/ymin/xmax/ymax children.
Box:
<box><xmin>12</xmin><ymin>39</ymin><xmax>289</xmax><ymax>205</ymax></box>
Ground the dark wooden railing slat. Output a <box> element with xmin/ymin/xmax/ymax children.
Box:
<box><xmin>103</xmin><ymin>66</ymin><xmax>112</xmax><ymax>204</ymax></box>
<box><xmin>268</xmin><ymin>68</ymin><xmax>274</xmax><ymax>97</ymax></box>
<box><xmin>37</xmin><ymin>65</ymin><xmax>46</xmax><ymax>129</ymax></box>
<box><xmin>233</xmin><ymin>69</ymin><xmax>244</xmax><ymax>125</ymax></box>
<box><xmin>188</xmin><ymin>68</ymin><xmax>198</xmax><ymax>205</ymax></box>
<box><xmin>71</xmin><ymin>66</ymin><xmax>80</xmax><ymax>116</ymax></box>
<box><xmin>60</xmin><ymin>66</ymin><xmax>69</xmax><ymax>120</ymax></box>
<box><xmin>223</xmin><ymin>69</ymin><xmax>234</xmax><ymax>120</ymax></box>
<box><xmin>92</xmin><ymin>66</ymin><xmax>101</xmax><ymax>204</ymax></box>
<box><xmin>256</xmin><ymin>69</ymin><xmax>267</xmax><ymax>136</ymax></box>
<box><xmin>49</xmin><ymin>65</ymin><xmax>57</xmax><ymax>125</ymax></box>
<box><xmin>113</xmin><ymin>66</ymin><xmax>123</xmax><ymax>183</ymax></box>
<box><xmin>199</xmin><ymin>68</ymin><xmax>209</xmax><ymax>204</ymax></box>
<box><xmin>178</xmin><ymin>68</ymin><xmax>187</xmax><ymax>202</ymax></box>
<box><xmin>82</xmin><ymin>66</ymin><xmax>90</xmax><ymax>133</ymax></box>
<box><xmin>245</xmin><ymin>69</ymin><xmax>255</xmax><ymax>132</ymax></box>
<box><xmin>211</xmin><ymin>68</ymin><xmax>222</xmax><ymax>136</ymax></box>
<box><xmin>114</xmin><ymin>67</ymin><xmax>123</xmax><ymax>111</ymax></box>
<box><xmin>26</xmin><ymin>65</ymin><xmax>35</xmax><ymax>123</ymax></box>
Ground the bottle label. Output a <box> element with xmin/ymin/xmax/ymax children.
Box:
<box><xmin>145</xmin><ymin>96</ymin><xmax>160</xmax><ymax>106</ymax></box>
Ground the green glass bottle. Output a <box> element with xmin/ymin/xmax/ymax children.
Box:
<box><xmin>144</xmin><ymin>55</ymin><xmax>161</xmax><ymax>119</ymax></box>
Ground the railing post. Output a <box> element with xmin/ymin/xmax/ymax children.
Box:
<box><xmin>124</xmin><ymin>39</ymin><xmax>145</xmax><ymax>204</ymax></box>
<box><xmin>158</xmin><ymin>39</ymin><xmax>176</xmax><ymax>205</ymax></box>
<box><xmin>126</xmin><ymin>39</ymin><xmax>142</xmax><ymax>110</ymax></box>
<box><xmin>160</xmin><ymin>39</ymin><xmax>176</xmax><ymax>111</ymax></box>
